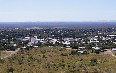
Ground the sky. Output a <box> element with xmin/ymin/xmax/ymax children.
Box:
<box><xmin>0</xmin><ymin>0</ymin><xmax>116</xmax><ymax>22</ymax></box>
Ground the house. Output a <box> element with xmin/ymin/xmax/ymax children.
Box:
<box><xmin>26</xmin><ymin>36</ymin><xmax>40</xmax><ymax>46</ymax></box>
<box><xmin>78</xmin><ymin>47</ymin><xmax>85</xmax><ymax>49</ymax></box>
<box><xmin>113</xmin><ymin>42</ymin><xmax>116</xmax><ymax>44</ymax></box>
<box><xmin>49</xmin><ymin>39</ymin><xmax>58</xmax><ymax>44</ymax></box>
<box><xmin>8</xmin><ymin>41</ymin><xmax>17</xmax><ymax>47</ymax></box>
<box><xmin>62</xmin><ymin>41</ymin><xmax>71</xmax><ymax>48</ymax></box>
<box><xmin>63</xmin><ymin>38</ymin><xmax>75</xmax><ymax>43</ymax></box>
<box><xmin>33</xmin><ymin>46</ymin><xmax>38</xmax><ymax>48</ymax></box>
<box><xmin>78</xmin><ymin>51</ymin><xmax>84</xmax><ymax>53</ymax></box>
<box><xmin>107</xmin><ymin>35</ymin><xmax>116</xmax><ymax>37</ymax></box>
<box><xmin>112</xmin><ymin>48</ymin><xmax>116</xmax><ymax>51</ymax></box>
<box><xmin>9</xmin><ymin>44</ymin><xmax>17</xmax><ymax>47</ymax></box>
<box><xmin>39</xmin><ymin>39</ymin><xmax>47</xmax><ymax>43</ymax></box>
<box><xmin>22</xmin><ymin>37</ymin><xmax>30</xmax><ymax>41</ymax></box>
<box><xmin>62</xmin><ymin>41</ymin><xmax>70</xmax><ymax>45</ymax></box>
<box><xmin>92</xmin><ymin>47</ymin><xmax>100</xmax><ymax>50</ymax></box>
<box><xmin>90</xmin><ymin>37</ymin><xmax>99</xmax><ymax>43</ymax></box>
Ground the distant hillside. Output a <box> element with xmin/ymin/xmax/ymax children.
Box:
<box><xmin>0</xmin><ymin>22</ymin><xmax>116</xmax><ymax>29</ymax></box>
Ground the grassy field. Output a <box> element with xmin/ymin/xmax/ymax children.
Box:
<box><xmin>0</xmin><ymin>47</ymin><xmax>116</xmax><ymax>73</ymax></box>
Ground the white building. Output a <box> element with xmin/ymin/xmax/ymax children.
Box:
<box><xmin>50</xmin><ymin>39</ymin><xmax>58</xmax><ymax>44</ymax></box>
<box><xmin>112</xmin><ymin>48</ymin><xmax>116</xmax><ymax>51</ymax></box>
<box><xmin>92</xmin><ymin>47</ymin><xmax>100</xmax><ymax>50</ymax></box>
<box><xmin>90</xmin><ymin>38</ymin><xmax>99</xmax><ymax>43</ymax></box>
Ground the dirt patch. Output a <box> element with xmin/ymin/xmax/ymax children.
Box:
<box><xmin>0</xmin><ymin>48</ymin><xmax>20</xmax><ymax>59</ymax></box>
<box><xmin>104</xmin><ymin>49</ymin><xmax>116</xmax><ymax>57</ymax></box>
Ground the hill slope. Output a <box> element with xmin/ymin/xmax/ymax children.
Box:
<box><xmin>0</xmin><ymin>47</ymin><xmax>116</xmax><ymax>73</ymax></box>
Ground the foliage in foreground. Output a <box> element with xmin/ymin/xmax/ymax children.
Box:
<box><xmin>0</xmin><ymin>47</ymin><xmax>116</xmax><ymax>73</ymax></box>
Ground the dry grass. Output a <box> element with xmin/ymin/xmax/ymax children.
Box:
<box><xmin>0</xmin><ymin>47</ymin><xmax>116</xmax><ymax>73</ymax></box>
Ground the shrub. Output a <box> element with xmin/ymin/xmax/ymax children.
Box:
<box><xmin>90</xmin><ymin>58</ymin><xmax>98</xmax><ymax>66</ymax></box>
<box><xmin>7</xmin><ymin>67</ymin><xmax>14</xmax><ymax>73</ymax></box>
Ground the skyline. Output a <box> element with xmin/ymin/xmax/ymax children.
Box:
<box><xmin>0</xmin><ymin>0</ymin><xmax>116</xmax><ymax>22</ymax></box>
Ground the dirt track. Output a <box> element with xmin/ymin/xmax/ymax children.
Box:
<box><xmin>104</xmin><ymin>49</ymin><xmax>116</xmax><ymax>57</ymax></box>
<box><xmin>1</xmin><ymin>48</ymin><xmax>20</xmax><ymax>59</ymax></box>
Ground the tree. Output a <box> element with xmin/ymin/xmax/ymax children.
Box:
<box><xmin>71</xmin><ymin>42</ymin><xmax>79</xmax><ymax>49</ymax></box>
<box><xmin>95</xmin><ymin>50</ymin><xmax>100</xmax><ymax>54</ymax></box>
<box><xmin>85</xmin><ymin>44</ymin><xmax>92</xmax><ymax>50</ymax></box>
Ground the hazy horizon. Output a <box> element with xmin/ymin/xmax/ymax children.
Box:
<box><xmin>0</xmin><ymin>0</ymin><xmax>116</xmax><ymax>22</ymax></box>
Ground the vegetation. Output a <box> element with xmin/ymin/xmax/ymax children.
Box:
<box><xmin>0</xmin><ymin>23</ymin><xmax>116</xmax><ymax>73</ymax></box>
<box><xmin>0</xmin><ymin>47</ymin><xmax>116</xmax><ymax>73</ymax></box>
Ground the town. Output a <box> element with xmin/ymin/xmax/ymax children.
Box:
<box><xmin>0</xmin><ymin>23</ymin><xmax>116</xmax><ymax>73</ymax></box>
<box><xmin>0</xmin><ymin>25</ymin><xmax>116</xmax><ymax>57</ymax></box>
<box><xmin>0</xmin><ymin>0</ymin><xmax>116</xmax><ymax>72</ymax></box>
